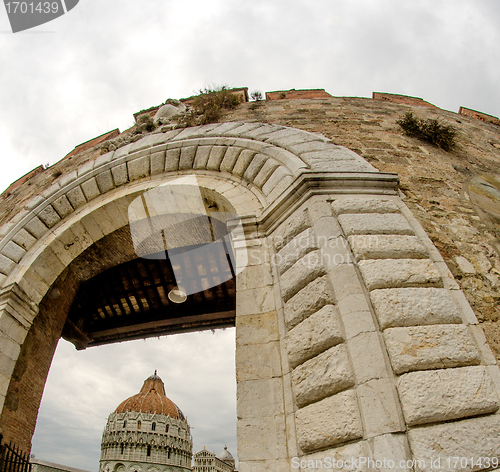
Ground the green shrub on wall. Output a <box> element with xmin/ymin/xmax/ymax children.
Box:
<box><xmin>397</xmin><ymin>112</ymin><xmax>456</xmax><ymax>151</ymax></box>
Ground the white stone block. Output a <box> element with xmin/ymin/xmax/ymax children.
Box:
<box><xmin>266</xmin><ymin>173</ymin><xmax>295</xmax><ymax>203</ymax></box>
<box><xmin>81</xmin><ymin>177</ymin><xmax>101</xmax><ymax>201</ymax></box>
<box><xmin>236</xmin><ymin>264</ymin><xmax>273</xmax><ymax>291</ymax></box>
<box><xmin>320</xmin><ymin>236</ymin><xmax>355</xmax><ymax>270</ymax></box>
<box><xmin>276</xmin><ymin>228</ymin><xmax>317</xmax><ymax>275</ymax></box>
<box><xmin>235</xmin><ymin>311</ymin><xmax>279</xmax><ymax>346</ymax></box>
<box><xmin>327</xmin><ymin>264</ymin><xmax>363</xmax><ymax>302</ymax></box>
<box><xmin>206</xmin><ymin>145</ymin><xmax>227</xmax><ymax>170</ymax></box>
<box><xmin>31</xmin><ymin>247</ymin><xmax>66</xmax><ymax>286</ymax></box>
<box><xmin>192</xmin><ymin>145</ymin><xmax>211</xmax><ymax>169</ymax></box>
<box><xmin>280</xmin><ymin>250</ymin><xmax>325</xmax><ymax>302</ymax></box>
<box><xmin>1</xmin><ymin>242</ymin><xmax>25</xmax><ymax>263</ymax></box>
<box><xmin>236</xmin><ymin>286</ymin><xmax>275</xmax><ymax>316</ymax></box>
<box><xmin>370</xmin><ymin>288</ymin><xmax>462</xmax><ymax>329</ymax></box>
<box><xmin>284</xmin><ymin>276</ymin><xmax>334</xmax><ymax>330</ymax></box>
<box><xmin>273</xmin><ymin>209</ymin><xmax>310</xmax><ymax>251</ymax></box>
<box><xmin>244</xmin><ymin>153</ymin><xmax>267</xmax><ymax>181</ymax></box>
<box><xmin>295</xmin><ymin>390</ymin><xmax>362</xmax><ymax>453</ymax></box>
<box><xmin>237</xmin><ymin>415</ymin><xmax>288</xmax><ymax>461</ymax></box>
<box><xmin>336</xmin><ymin>293</ymin><xmax>375</xmax><ymax>339</ymax></box>
<box><xmin>253</xmin><ymin>159</ymin><xmax>279</xmax><ymax>188</ymax></box>
<box><xmin>408</xmin><ymin>415</ymin><xmax>500</xmax><ymax>472</ymax></box>
<box><xmin>52</xmin><ymin>195</ymin><xmax>74</xmax><ymax>218</ymax></box>
<box><xmin>384</xmin><ymin>324</ymin><xmax>481</xmax><ymax>374</ymax></box>
<box><xmin>236</xmin><ymin>342</ymin><xmax>282</xmax><ymax>381</ymax></box>
<box><xmin>398</xmin><ymin>366</ymin><xmax>500</xmax><ymax>426</ymax></box>
<box><xmin>306</xmin><ymin>196</ymin><xmax>334</xmax><ymax>223</ymax></box>
<box><xmin>369</xmin><ymin>434</ymin><xmax>413</xmax><ymax>472</ymax></box>
<box><xmin>111</xmin><ymin>163</ymin><xmax>129</xmax><ymax>186</ymax></box>
<box><xmin>37</xmin><ymin>205</ymin><xmax>61</xmax><ymax>228</ymax></box>
<box><xmin>338</xmin><ymin>213</ymin><xmax>414</xmax><ymax>236</ymax></box>
<box><xmin>165</xmin><ymin>148</ymin><xmax>180</xmax><ymax>171</ymax></box>
<box><xmin>96</xmin><ymin>170</ymin><xmax>115</xmax><ymax>193</ymax></box>
<box><xmin>12</xmin><ymin>229</ymin><xmax>37</xmax><ymax>252</ymax></box>
<box><xmin>348</xmin><ymin>235</ymin><xmax>428</xmax><ymax>260</ymax></box>
<box><xmin>358</xmin><ymin>259</ymin><xmax>442</xmax><ymax>290</ymax></box>
<box><xmin>232</xmin><ymin>149</ymin><xmax>256</xmax><ymax>177</ymax></box>
<box><xmin>292</xmin><ymin>344</ymin><xmax>354</xmax><ymax>408</ymax></box>
<box><xmin>0</xmin><ymin>254</ymin><xmax>16</xmax><ymax>275</ymax></box>
<box><xmin>220</xmin><ymin>146</ymin><xmax>242</xmax><ymax>173</ymax></box>
<box><xmin>348</xmin><ymin>332</ymin><xmax>390</xmax><ymax>383</ymax></box>
<box><xmin>24</xmin><ymin>217</ymin><xmax>49</xmax><ymax>239</ymax></box>
<box><xmin>150</xmin><ymin>150</ymin><xmax>166</xmax><ymax>175</ymax></box>
<box><xmin>357</xmin><ymin>379</ymin><xmax>405</xmax><ymax>437</ymax></box>
<box><xmin>79</xmin><ymin>212</ymin><xmax>105</xmax><ymax>242</ymax></box>
<box><xmin>312</xmin><ymin>216</ymin><xmax>343</xmax><ymax>243</ymax></box>
<box><xmin>128</xmin><ymin>155</ymin><xmax>150</xmax><ymax>181</ymax></box>
<box><xmin>237</xmin><ymin>378</ymin><xmax>284</xmax><ymax>418</ymax></box>
<box><xmin>332</xmin><ymin>198</ymin><xmax>400</xmax><ymax>215</ymax></box>
<box><xmin>66</xmin><ymin>186</ymin><xmax>87</xmax><ymax>209</ymax></box>
<box><xmin>179</xmin><ymin>146</ymin><xmax>197</xmax><ymax>169</ymax></box>
<box><xmin>286</xmin><ymin>304</ymin><xmax>344</xmax><ymax>369</ymax></box>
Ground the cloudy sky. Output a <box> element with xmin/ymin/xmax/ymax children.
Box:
<box><xmin>1</xmin><ymin>0</ymin><xmax>500</xmax><ymax>469</ymax></box>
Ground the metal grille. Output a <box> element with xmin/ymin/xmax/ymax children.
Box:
<box><xmin>0</xmin><ymin>438</ymin><xmax>31</xmax><ymax>472</ymax></box>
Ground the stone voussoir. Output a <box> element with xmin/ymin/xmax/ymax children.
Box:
<box><xmin>280</xmin><ymin>250</ymin><xmax>325</xmax><ymax>302</ymax></box>
<box><xmin>284</xmin><ymin>276</ymin><xmax>334</xmax><ymax>330</ymax></box>
<box><xmin>291</xmin><ymin>344</ymin><xmax>354</xmax><ymax>408</ymax></box>
<box><xmin>276</xmin><ymin>228</ymin><xmax>317</xmax><ymax>275</ymax></box>
<box><xmin>286</xmin><ymin>304</ymin><xmax>344</xmax><ymax>369</ymax></box>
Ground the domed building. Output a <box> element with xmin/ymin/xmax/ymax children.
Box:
<box><xmin>217</xmin><ymin>446</ymin><xmax>235</xmax><ymax>470</ymax></box>
<box><xmin>193</xmin><ymin>446</ymin><xmax>236</xmax><ymax>472</ymax></box>
<box><xmin>99</xmin><ymin>372</ymin><xmax>193</xmax><ymax>472</ymax></box>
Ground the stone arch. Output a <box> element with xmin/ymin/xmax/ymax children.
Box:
<box><xmin>0</xmin><ymin>122</ymin><xmax>499</xmax><ymax>469</ymax></box>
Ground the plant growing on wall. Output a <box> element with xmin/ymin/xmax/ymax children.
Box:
<box><xmin>397</xmin><ymin>112</ymin><xmax>456</xmax><ymax>151</ymax></box>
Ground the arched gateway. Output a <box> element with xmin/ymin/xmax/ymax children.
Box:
<box><xmin>0</xmin><ymin>122</ymin><xmax>499</xmax><ymax>470</ymax></box>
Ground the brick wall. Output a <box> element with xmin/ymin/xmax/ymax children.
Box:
<box><xmin>265</xmin><ymin>89</ymin><xmax>332</xmax><ymax>100</ymax></box>
<box><xmin>372</xmin><ymin>92</ymin><xmax>437</xmax><ymax>108</ymax></box>
<box><xmin>459</xmin><ymin>106</ymin><xmax>500</xmax><ymax>127</ymax></box>
<box><xmin>0</xmin><ymin>270</ymin><xmax>80</xmax><ymax>452</ymax></box>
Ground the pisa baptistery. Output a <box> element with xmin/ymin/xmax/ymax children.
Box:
<box><xmin>99</xmin><ymin>372</ymin><xmax>193</xmax><ymax>472</ymax></box>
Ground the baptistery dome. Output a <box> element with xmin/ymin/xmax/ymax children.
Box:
<box><xmin>115</xmin><ymin>372</ymin><xmax>186</xmax><ymax>420</ymax></box>
<box><xmin>99</xmin><ymin>372</ymin><xmax>192</xmax><ymax>472</ymax></box>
